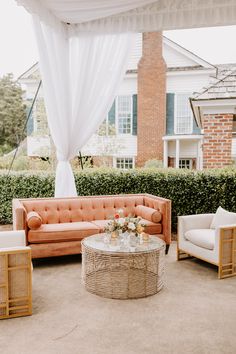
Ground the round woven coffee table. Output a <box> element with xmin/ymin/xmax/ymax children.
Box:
<box><xmin>81</xmin><ymin>234</ymin><xmax>165</xmax><ymax>299</ymax></box>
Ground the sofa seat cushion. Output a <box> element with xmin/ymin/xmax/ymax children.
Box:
<box><xmin>185</xmin><ymin>229</ymin><xmax>215</xmax><ymax>250</ymax></box>
<box><xmin>28</xmin><ymin>222</ymin><xmax>100</xmax><ymax>243</ymax></box>
<box><xmin>91</xmin><ymin>220</ymin><xmax>110</xmax><ymax>232</ymax></box>
<box><xmin>140</xmin><ymin>219</ymin><xmax>162</xmax><ymax>235</ymax></box>
<box><xmin>92</xmin><ymin>219</ymin><xmax>162</xmax><ymax>235</ymax></box>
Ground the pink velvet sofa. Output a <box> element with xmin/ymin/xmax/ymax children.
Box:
<box><xmin>13</xmin><ymin>194</ymin><xmax>171</xmax><ymax>259</ymax></box>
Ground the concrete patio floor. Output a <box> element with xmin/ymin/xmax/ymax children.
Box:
<box><xmin>0</xmin><ymin>238</ymin><xmax>235</xmax><ymax>354</ymax></box>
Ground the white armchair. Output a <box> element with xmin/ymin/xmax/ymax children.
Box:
<box><xmin>178</xmin><ymin>213</ymin><xmax>236</xmax><ymax>279</ymax></box>
<box><xmin>0</xmin><ymin>230</ymin><xmax>32</xmax><ymax>319</ymax></box>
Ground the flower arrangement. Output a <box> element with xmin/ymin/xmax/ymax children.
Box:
<box><xmin>104</xmin><ymin>210</ymin><xmax>145</xmax><ymax>237</ymax></box>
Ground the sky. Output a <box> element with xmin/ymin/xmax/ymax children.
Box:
<box><xmin>1</xmin><ymin>0</ymin><xmax>236</xmax><ymax>79</ymax></box>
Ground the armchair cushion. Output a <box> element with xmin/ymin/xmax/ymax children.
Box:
<box><xmin>135</xmin><ymin>205</ymin><xmax>162</xmax><ymax>223</ymax></box>
<box><xmin>210</xmin><ymin>206</ymin><xmax>236</xmax><ymax>229</ymax></box>
<box><xmin>0</xmin><ymin>230</ymin><xmax>26</xmax><ymax>248</ymax></box>
<box><xmin>27</xmin><ymin>211</ymin><xmax>42</xmax><ymax>230</ymax></box>
<box><xmin>185</xmin><ymin>229</ymin><xmax>215</xmax><ymax>250</ymax></box>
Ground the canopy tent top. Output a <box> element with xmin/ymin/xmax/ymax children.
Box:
<box><xmin>17</xmin><ymin>0</ymin><xmax>236</xmax><ymax>33</ymax></box>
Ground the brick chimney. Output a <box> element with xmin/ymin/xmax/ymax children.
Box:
<box><xmin>137</xmin><ymin>32</ymin><xmax>166</xmax><ymax>167</ymax></box>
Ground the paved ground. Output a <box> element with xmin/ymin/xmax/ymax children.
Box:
<box><xmin>0</xmin><ymin>240</ymin><xmax>235</xmax><ymax>354</ymax></box>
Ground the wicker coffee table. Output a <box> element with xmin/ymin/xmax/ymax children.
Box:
<box><xmin>82</xmin><ymin>234</ymin><xmax>165</xmax><ymax>299</ymax></box>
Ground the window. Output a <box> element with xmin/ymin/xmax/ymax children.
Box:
<box><xmin>115</xmin><ymin>157</ymin><xmax>134</xmax><ymax>169</ymax></box>
<box><xmin>179</xmin><ymin>159</ymin><xmax>192</xmax><ymax>169</ymax></box>
<box><xmin>117</xmin><ymin>96</ymin><xmax>132</xmax><ymax>134</ymax></box>
<box><xmin>97</xmin><ymin>95</ymin><xmax>133</xmax><ymax>136</ymax></box>
<box><xmin>175</xmin><ymin>94</ymin><xmax>193</xmax><ymax>134</ymax></box>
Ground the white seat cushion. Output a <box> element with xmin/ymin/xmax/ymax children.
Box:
<box><xmin>0</xmin><ymin>230</ymin><xmax>26</xmax><ymax>248</ymax></box>
<box><xmin>184</xmin><ymin>229</ymin><xmax>215</xmax><ymax>250</ymax></box>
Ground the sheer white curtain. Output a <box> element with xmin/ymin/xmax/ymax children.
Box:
<box><xmin>33</xmin><ymin>16</ymin><xmax>134</xmax><ymax>197</ymax></box>
<box><xmin>17</xmin><ymin>0</ymin><xmax>236</xmax><ymax>33</ymax></box>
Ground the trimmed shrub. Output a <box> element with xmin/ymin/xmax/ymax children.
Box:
<box><xmin>0</xmin><ymin>171</ymin><xmax>54</xmax><ymax>224</ymax></box>
<box><xmin>1</xmin><ymin>168</ymin><xmax>236</xmax><ymax>231</ymax></box>
<box><xmin>144</xmin><ymin>159</ymin><xmax>163</xmax><ymax>168</ymax></box>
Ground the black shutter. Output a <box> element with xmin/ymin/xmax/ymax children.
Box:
<box><xmin>108</xmin><ymin>100</ymin><xmax>116</xmax><ymax>135</ymax></box>
<box><xmin>166</xmin><ymin>93</ymin><xmax>175</xmax><ymax>135</ymax></box>
<box><xmin>108</xmin><ymin>100</ymin><xmax>116</xmax><ymax>126</ymax></box>
<box><xmin>132</xmin><ymin>94</ymin><xmax>137</xmax><ymax>135</ymax></box>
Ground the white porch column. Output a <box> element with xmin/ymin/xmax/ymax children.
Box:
<box><xmin>163</xmin><ymin>140</ymin><xmax>168</xmax><ymax>168</ymax></box>
<box><xmin>175</xmin><ymin>139</ymin><xmax>180</xmax><ymax>168</ymax></box>
<box><xmin>197</xmin><ymin>139</ymin><xmax>203</xmax><ymax>170</ymax></box>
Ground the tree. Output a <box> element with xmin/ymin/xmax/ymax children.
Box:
<box><xmin>0</xmin><ymin>74</ymin><xmax>27</xmax><ymax>154</ymax></box>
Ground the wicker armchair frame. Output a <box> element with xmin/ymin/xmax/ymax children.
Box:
<box><xmin>178</xmin><ymin>225</ymin><xmax>236</xmax><ymax>279</ymax></box>
<box><xmin>0</xmin><ymin>248</ymin><xmax>32</xmax><ymax>319</ymax></box>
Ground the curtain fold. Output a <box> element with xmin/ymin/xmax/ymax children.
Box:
<box><xmin>33</xmin><ymin>15</ymin><xmax>135</xmax><ymax>197</ymax></box>
<box><xmin>16</xmin><ymin>0</ymin><xmax>154</xmax><ymax>27</ymax></box>
<box><xmin>17</xmin><ymin>0</ymin><xmax>236</xmax><ymax>33</ymax></box>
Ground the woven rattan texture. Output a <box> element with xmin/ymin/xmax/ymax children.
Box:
<box><xmin>82</xmin><ymin>239</ymin><xmax>165</xmax><ymax>299</ymax></box>
<box><xmin>0</xmin><ymin>249</ymin><xmax>32</xmax><ymax>319</ymax></box>
<box><xmin>219</xmin><ymin>227</ymin><xmax>236</xmax><ymax>279</ymax></box>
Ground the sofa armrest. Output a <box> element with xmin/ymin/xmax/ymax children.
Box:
<box><xmin>144</xmin><ymin>195</ymin><xmax>171</xmax><ymax>245</ymax></box>
<box><xmin>12</xmin><ymin>199</ymin><xmax>27</xmax><ymax>232</ymax></box>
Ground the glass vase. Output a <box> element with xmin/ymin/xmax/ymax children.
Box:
<box><xmin>120</xmin><ymin>231</ymin><xmax>130</xmax><ymax>249</ymax></box>
<box><xmin>129</xmin><ymin>232</ymin><xmax>137</xmax><ymax>247</ymax></box>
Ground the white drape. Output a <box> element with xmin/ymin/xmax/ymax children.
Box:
<box><xmin>17</xmin><ymin>0</ymin><xmax>236</xmax><ymax>32</ymax></box>
<box><xmin>33</xmin><ymin>15</ymin><xmax>134</xmax><ymax>196</ymax></box>
<box><xmin>17</xmin><ymin>0</ymin><xmax>236</xmax><ymax>197</ymax></box>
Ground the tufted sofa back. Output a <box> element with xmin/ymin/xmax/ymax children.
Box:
<box><xmin>22</xmin><ymin>195</ymin><xmax>144</xmax><ymax>224</ymax></box>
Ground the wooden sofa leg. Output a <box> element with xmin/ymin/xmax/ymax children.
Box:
<box><xmin>177</xmin><ymin>248</ymin><xmax>192</xmax><ymax>261</ymax></box>
<box><xmin>165</xmin><ymin>244</ymin><xmax>170</xmax><ymax>255</ymax></box>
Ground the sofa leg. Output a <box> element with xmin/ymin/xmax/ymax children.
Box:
<box><xmin>177</xmin><ymin>249</ymin><xmax>192</xmax><ymax>261</ymax></box>
<box><xmin>165</xmin><ymin>244</ymin><xmax>170</xmax><ymax>255</ymax></box>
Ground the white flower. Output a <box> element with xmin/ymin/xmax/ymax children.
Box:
<box><xmin>117</xmin><ymin>218</ymin><xmax>124</xmax><ymax>226</ymax></box>
<box><xmin>128</xmin><ymin>222</ymin><xmax>135</xmax><ymax>230</ymax></box>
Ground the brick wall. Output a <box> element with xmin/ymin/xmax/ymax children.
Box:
<box><xmin>203</xmin><ymin>113</ymin><xmax>233</xmax><ymax>168</ymax></box>
<box><xmin>137</xmin><ymin>32</ymin><xmax>166</xmax><ymax>167</ymax></box>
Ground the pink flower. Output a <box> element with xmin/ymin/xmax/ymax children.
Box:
<box><xmin>114</xmin><ymin>213</ymin><xmax>120</xmax><ymax>219</ymax></box>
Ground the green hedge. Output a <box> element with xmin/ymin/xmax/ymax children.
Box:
<box><xmin>1</xmin><ymin>168</ymin><xmax>236</xmax><ymax>231</ymax></box>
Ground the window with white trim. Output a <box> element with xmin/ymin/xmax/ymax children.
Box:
<box><xmin>115</xmin><ymin>157</ymin><xmax>134</xmax><ymax>169</ymax></box>
<box><xmin>179</xmin><ymin>159</ymin><xmax>192</xmax><ymax>169</ymax></box>
<box><xmin>117</xmin><ymin>96</ymin><xmax>132</xmax><ymax>134</ymax></box>
<box><xmin>175</xmin><ymin>94</ymin><xmax>193</xmax><ymax>134</ymax></box>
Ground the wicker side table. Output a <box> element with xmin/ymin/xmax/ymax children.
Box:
<box><xmin>82</xmin><ymin>234</ymin><xmax>165</xmax><ymax>299</ymax></box>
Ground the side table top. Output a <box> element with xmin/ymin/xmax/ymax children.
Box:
<box><xmin>82</xmin><ymin>233</ymin><xmax>165</xmax><ymax>254</ymax></box>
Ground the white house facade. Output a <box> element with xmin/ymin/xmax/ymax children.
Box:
<box><xmin>20</xmin><ymin>33</ymin><xmax>232</xmax><ymax>169</ymax></box>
